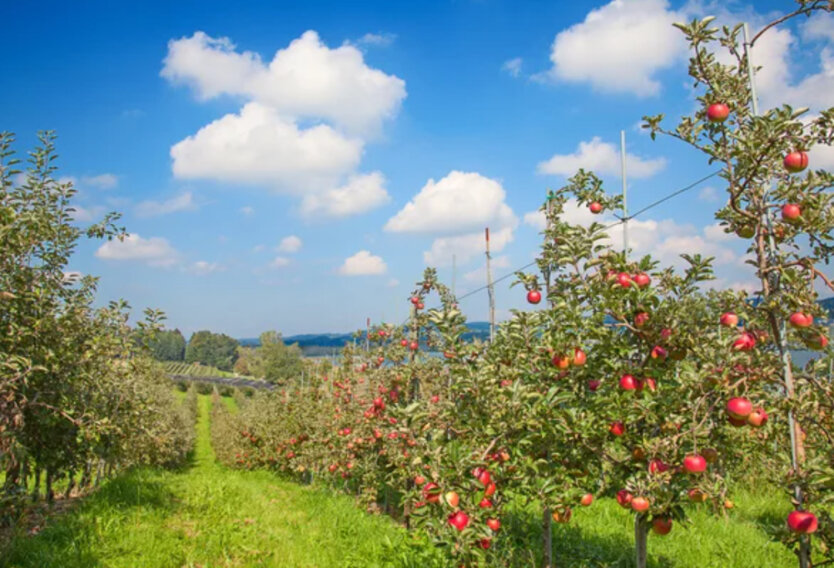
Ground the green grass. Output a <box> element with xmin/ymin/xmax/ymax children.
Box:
<box><xmin>0</xmin><ymin>396</ymin><xmax>433</xmax><ymax>568</ymax></box>
<box><xmin>0</xmin><ymin>396</ymin><xmax>803</xmax><ymax>567</ymax></box>
<box><xmin>162</xmin><ymin>361</ymin><xmax>240</xmax><ymax>378</ymax></box>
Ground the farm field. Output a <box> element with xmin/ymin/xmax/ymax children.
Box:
<box><xmin>163</xmin><ymin>361</ymin><xmax>240</xmax><ymax>378</ymax></box>
<box><xmin>0</xmin><ymin>394</ymin><xmax>802</xmax><ymax>568</ymax></box>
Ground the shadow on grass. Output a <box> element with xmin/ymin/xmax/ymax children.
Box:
<box><xmin>498</xmin><ymin>507</ymin><xmax>675</xmax><ymax>568</ymax></box>
<box><xmin>0</xmin><ymin>470</ymin><xmax>180</xmax><ymax>568</ymax></box>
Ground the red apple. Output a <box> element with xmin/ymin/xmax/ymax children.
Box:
<box><xmin>448</xmin><ymin>511</ymin><xmax>470</xmax><ymax>531</ymax></box>
<box><xmin>639</xmin><ymin>377</ymin><xmax>657</xmax><ymax>392</ymax></box>
<box><xmin>588</xmin><ymin>379</ymin><xmax>601</xmax><ymax>392</ymax></box>
<box><xmin>487</xmin><ymin>518</ymin><xmax>500</xmax><ymax>531</ymax></box>
<box><xmin>479</xmin><ymin>498</ymin><xmax>493</xmax><ymax>509</ymax></box>
<box><xmin>551</xmin><ymin>508</ymin><xmax>572</xmax><ymax>523</ymax></box>
<box><xmin>580</xmin><ymin>493</ymin><xmax>594</xmax><ymax>507</ymax></box>
<box><xmin>747</xmin><ymin>408</ymin><xmax>768</xmax><ymax>427</ymax></box>
<box><xmin>728</xmin><ymin>416</ymin><xmax>748</xmax><ymax>427</ymax></box>
<box><xmin>590</xmin><ymin>201</ymin><xmax>603</xmax><ymax>214</ymax></box>
<box><xmin>620</xmin><ymin>374</ymin><xmax>639</xmax><ymax>391</ymax></box>
<box><xmin>720</xmin><ymin>312</ymin><xmax>739</xmax><ymax>327</ymax></box>
<box><xmin>803</xmin><ymin>332</ymin><xmax>829</xmax><ymax>350</ymax></box>
<box><xmin>784</xmin><ymin>151</ymin><xmax>809</xmax><ymax>173</ymax></box>
<box><xmin>616</xmin><ymin>490</ymin><xmax>633</xmax><ymax>508</ymax></box>
<box><xmin>727</xmin><ymin>397</ymin><xmax>753</xmax><ymax>420</ymax></box>
<box><xmin>616</xmin><ymin>272</ymin><xmax>632</xmax><ymax>288</ymax></box>
<box><xmin>479</xmin><ymin>538</ymin><xmax>491</xmax><ymax>549</ymax></box>
<box><xmin>573</xmin><ymin>348</ymin><xmax>587</xmax><ymax>366</ymax></box>
<box><xmin>789</xmin><ymin>312</ymin><xmax>812</xmax><ymax>328</ymax></box>
<box><xmin>634</xmin><ymin>272</ymin><xmax>651</xmax><ymax>288</ymax></box>
<box><xmin>631</xmin><ymin>496</ymin><xmax>650</xmax><ymax>512</ymax></box>
<box><xmin>445</xmin><ymin>491</ymin><xmax>460</xmax><ymax>508</ymax></box>
<box><xmin>787</xmin><ymin>510</ymin><xmax>818</xmax><ymax>534</ymax></box>
<box><xmin>651</xmin><ymin>345</ymin><xmax>668</xmax><ymax>360</ymax></box>
<box><xmin>688</xmin><ymin>488</ymin><xmax>708</xmax><ymax>502</ymax></box>
<box><xmin>423</xmin><ymin>482</ymin><xmax>441</xmax><ymax>503</ymax></box>
<box><xmin>683</xmin><ymin>454</ymin><xmax>707</xmax><ymax>474</ymax></box>
<box><xmin>648</xmin><ymin>459</ymin><xmax>669</xmax><ymax>475</ymax></box>
<box><xmin>409</xmin><ymin>341</ymin><xmax>419</xmax><ymax>351</ymax></box>
<box><xmin>732</xmin><ymin>332</ymin><xmax>756</xmax><ymax>351</ymax></box>
<box><xmin>552</xmin><ymin>354</ymin><xmax>571</xmax><ymax>369</ymax></box>
<box><xmin>706</xmin><ymin>103</ymin><xmax>730</xmax><ymax>123</ymax></box>
<box><xmin>652</xmin><ymin>516</ymin><xmax>673</xmax><ymax>536</ymax></box>
<box><xmin>477</xmin><ymin>469</ymin><xmax>492</xmax><ymax>487</ymax></box>
<box><xmin>527</xmin><ymin>290</ymin><xmax>542</xmax><ymax>304</ymax></box>
<box><xmin>634</xmin><ymin>311</ymin><xmax>650</xmax><ymax>327</ymax></box>
<box><xmin>609</xmin><ymin>421</ymin><xmax>625</xmax><ymax>436</ymax></box>
<box><xmin>485</xmin><ymin>482</ymin><xmax>497</xmax><ymax>497</ymax></box>
<box><xmin>400</xmin><ymin>339</ymin><xmax>408</xmax><ymax>347</ymax></box>
<box><xmin>410</xmin><ymin>296</ymin><xmax>419</xmax><ymax>305</ymax></box>
<box><xmin>781</xmin><ymin>203</ymin><xmax>802</xmax><ymax>223</ymax></box>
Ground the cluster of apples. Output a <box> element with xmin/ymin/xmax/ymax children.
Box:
<box><xmin>707</xmin><ymin>103</ymin><xmax>809</xmax><ymax>174</ymax></box>
<box><xmin>726</xmin><ymin>397</ymin><xmax>768</xmax><ymax>428</ymax></box>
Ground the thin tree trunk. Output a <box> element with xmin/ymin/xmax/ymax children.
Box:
<box><xmin>45</xmin><ymin>469</ymin><xmax>54</xmax><ymax>504</ymax></box>
<box><xmin>64</xmin><ymin>470</ymin><xmax>75</xmax><ymax>499</ymax></box>
<box><xmin>635</xmin><ymin>514</ymin><xmax>648</xmax><ymax>568</ymax></box>
<box><xmin>542</xmin><ymin>506</ymin><xmax>553</xmax><ymax>568</ymax></box>
<box><xmin>31</xmin><ymin>467</ymin><xmax>41</xmax><ymax>502</ymax></box>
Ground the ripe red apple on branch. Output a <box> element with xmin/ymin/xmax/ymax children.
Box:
<box><xmin>706</xmin><ymin>102</ymin><xmax>730</xmax><ymax>123</ymax></box>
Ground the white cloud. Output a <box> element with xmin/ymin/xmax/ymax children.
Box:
<box><xmin>300</xmin><ymin>172</ymin><xmax>390</xmax><ymax>218</ymax></box>
<box><xmin>541</xmin><ymin>0</ymin><xmax>685</xmax><ymax>96</ymax></box>
<box><xmin>161</xmin><ymin>30</ymin><xmax>406</xmax><ymax>135</ymax></box>
<box><xmin>338</xmin><ymin>250</ymin><xmax>387</xmax><ymax>275</ymax></box>
<box><xmin>171</xmin><ymin>102</ymin><xmax>362</xmax><ymax>191</ymax></box>
<box><xmin>135</xmin><ymin>191</ymin><xmax>197</xmax><ymax>217</ymax></box>
<box><xmin>95</xmin><ymin>234</ymin><xmax>179</xmax><ymax>267</ymax></box>
<box><xmin>355</xmin><ymin>32</ymin><xmax>396</xmax><ymax>48</ymax></box>
<box><xmin>277</xmin><ymin>235</ymin><xmax>303</xmax><ymax>253</ymax></box>
<box><xmin>385</xmin><ymin>171</ymin><xmax>516</xmax><ymax>234</ymax></box>
<box><xmin>80</xmin><ymin>174</ymin><xmax>118</xmax><ymax>190</ymax></box>
<box><xmin>69</xmin><ymin>204</ymin><xmax>105</xmax><ymax>223</ymax></box>
<box><xmin>802</xmin><ymin>12</ymin><xmax>834</xmax><ymax>43</ymax></box>
<box><xmin>386</xmin><ymin>278</ymin><xmax>399</xmax><ymax>287</ymax></box>
<box><xmin>271</xmin><ymin>256</ymin><xmax>291</xmax><ymax>268</ymax></box>
<box><xmin>189</xmin><ymin>260</ymin><xmax>225</xmax><ymax>275</ymax></box>
<box><xmin>502</xmin><ymin>58</ymin><xmax>523</xmax><ymax>78</ymax></box>
<box><xmin>523</xmin><ymin>198</ymin><xmax>605</xmax><ymax>230</ymax></box>
<box><xmin>240</xmin><ymin>205</ymin><xmax>254</xmax><ymax>216</ymax></box>
<box><xmin>537</xmin><ymin>137</ymin><xmax>666</xmax><ymax>178</ymax></box>
<box><xmin>703</xmin><ymin>222</ymin><xmax>733</xmax><ymax>242</ymax></box>
<box><xmin>424</xmin><ymin>226</ymin><xmax>515</xmax><ymax>267</ymax></box>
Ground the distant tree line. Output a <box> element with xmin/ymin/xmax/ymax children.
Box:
<box><xmin>148</xmin><ymin>328</ymin><xmax>305</xmax><ymax>384</ymax></box>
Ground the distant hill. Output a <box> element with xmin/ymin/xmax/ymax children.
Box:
<box><xmin>239</xmin><ymin>322</ymin><xmax>492</xmax><ymax>355</ymax></box>
<box><xmin>237</xmin><ymin>297</ymin><xmax>832</xmax><ymax>355</ymax></box>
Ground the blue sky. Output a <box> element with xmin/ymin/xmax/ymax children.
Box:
<box><xmin>3</xmin><ymin>0</ymin><xmax>833</xmax><ymax>337</ymax></box>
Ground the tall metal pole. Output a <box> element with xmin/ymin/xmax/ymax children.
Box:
<box><xmin>365</xmin><ymin>317</ymin><xmax>370</xmax><ymax>352</ymax></box>
<box><xmin>743</xmin><ymin>22</ymin><xmax>808</xmax><ymax>568</ymax></box>
<box><xmin>620</xmin><ymin>130</ymin><xmax>629</xmax><ymax>257</ymax></box>
<box><xmin>485</xmin><ymin>228</ymin><xmax>495</xmax><ymax>342</ymax></box>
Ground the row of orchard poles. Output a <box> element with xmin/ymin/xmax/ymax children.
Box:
<box><xmin>742</xmin><ymin>22</ymin><xmax>809</xmax><ymax>568</ymax></box>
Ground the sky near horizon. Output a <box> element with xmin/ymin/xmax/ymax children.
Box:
<box><xmin>3</xmin><ymin>0</ymin><xmax>833</xmax><ymax>338</ymax></box>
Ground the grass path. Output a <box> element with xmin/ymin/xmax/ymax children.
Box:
<box><xmin>0</xmin><ymin>396</ymin><xmax>424</xmax><ymax>568</ymax></box>
<box><xmin>0</xmin><ymin>394</ymin><xmax>801</xmax><ymax>567</ymax></box>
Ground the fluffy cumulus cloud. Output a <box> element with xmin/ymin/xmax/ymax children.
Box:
<box><xmin>537</xmin><ymin>137</ymin><xmax>666</xmax><ymax>178</ymax></box>
<box><xmin>338</xmin><ymin>250</ymin><xmax>387</xmax><ymax>276</ymax></box>
<box><xmin>69</xmin><ymin>203</ymin><xmax>105</xmax><ymax>223</ymax></box>
<box><xmin>162</xmin><ymin>30</ymin><xmax>404</xmax><ymax>218</ymax></box>
<box><xmin>385</xmin><ymin>171</ymin><xmax>518</xmax><ymax>267</ymax></box>
<box><xmin>524</xmin><ymin>200</ymin><xmax>745</xmax><ymax>281</ymax></box>
<box><xmin>385</xmin><ymin>171</ymin><xmax>516</xmax><ymax>235</ymax></box>
<box><xmin>170</xmin><ymin>102</ymin><xmax>363</xmax><ymax>191</ymax></box>
<box><xmin>300</xmin><ymin>172</ymin><xmax>390</xmax><ymax>218</ymax></box>
<box><xmin>95</xmin><ymin>234</ymin><xmax>179</xmax><ymax>267</ymax></box>
<box><xmin>135</xmin><ymin>191</ymin><xmax>197</xmax><ymax>217</ymax></box>
<box><xmin>162</xmin><ymin>30</ymin><xmax>405</xmax><ymax>135</ymax></box>
<box><xmin>542</xmin><ymin>0</ymin><xmax>686</xmax><ymax>96</ymax></box>
<box><xmin>277</xmin><ymin>235</ymin><xmax>303</xmax><ymax>253</ymax></box>
<box><xmin>270</xmin><ymin>256</ymin><xmax>291</xmax><ymax>268</ymax></box>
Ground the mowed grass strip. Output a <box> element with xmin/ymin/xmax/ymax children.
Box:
<box><xmin>0</xmin><ymin>395</ymin><xmax>800</xmax><ymax>567</ymax></box>
<box><xmin>0</xmin><ymin>396</ymin><xmax>429</xmax><ymax>568</ymax></box>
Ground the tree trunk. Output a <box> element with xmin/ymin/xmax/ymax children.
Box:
<box><xmin>45</xmin><ymin>469</ymin><xmax>54</xmax><ymax>504</ymax></box>
<box><xmin>635</xmin><ymin>514</ymin><xmax>648</xmax><ymax>568</ymax></box>
<box><xmin>798</xmin><ymin>535</ymin><xmax>811</xmax><ymax>568</ymax></box>
<box><xmin>64</xmin><ymin>470</ymin><xmax>76</xmax><ymax>499</ymax></box>
<box><xmin>542</xmin><ymin>506</ymin><xmax>553</xmax><ymax>568</ymax></box>
<box><xmin>31</xmin><ymin>467</ymin><xmax>41</xmax><ymax>502</ymax></box>
<box><xmin>79</xmin><ymin>460</ymin><xmax>92</xmax><ymax>489</ymax></box>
